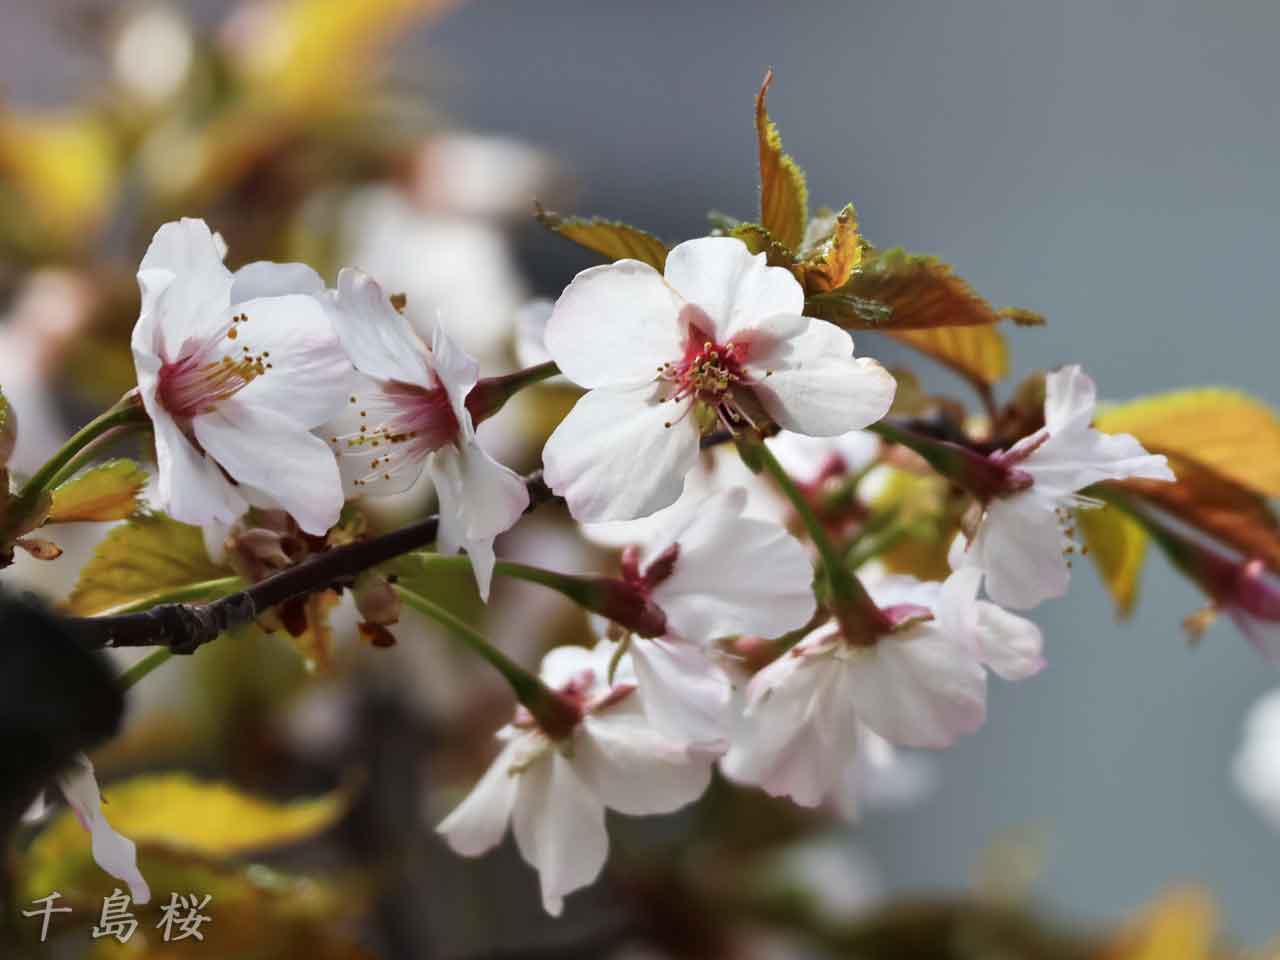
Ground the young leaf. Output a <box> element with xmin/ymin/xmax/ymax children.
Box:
<box><xmin>800</xmin><ymin>203</ymin><xmax>861</xmax><ymax>293</ymax></box>
<box><xmin>534</xmin><ymin>203</ymin><xmax>668</xmax><ymax>270</ymax></box>
<box><xmin>1095</xmin><ymin>389</ymin><xmax>1280</xmax><ymax>496</ymax></box>
<box><xmin>47</xmin><ymin>459</ymin><xmax>148</xmax><ymax>523</ymax></box>
<box><xmin>754</xmin><ymin>70</ymin><xmax>808</xmax><ymax>251</ymax></box>
<box><xmin>1077</xmin><ymin>503</ymin><xmax>1149</xmax><ymax>618</ymax></box>
<box><xmin>67</xmin><ymin>513</ymin><xmax>231</xmax><ymax>616</ymax></box>
<box><xmin>888</xmin><ymin>325</ymin><xmax>1010</xmax><ymax>389</ymax></box>
<box><xmin>808</xmin><ymin>247</ymin><xmax>1008</xmax><ymax>331</ymax></box>
<box><xmin>728</xmin><ymin>222</ymin><xmax>798</xmax><ymax>270</ymax></box>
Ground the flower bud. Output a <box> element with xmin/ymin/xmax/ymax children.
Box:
<box><xmin>353</xmin><ymin>571</ymin><xmax>401</xmax><ymax>626</ymax></box>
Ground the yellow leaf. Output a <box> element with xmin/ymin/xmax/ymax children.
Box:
<box><xmin>534</xmin><ymin>204</ymin><xmax>669</xmax><ymax>270</ymax></box>
<box><xmin>1102</xmin><ymin>887</ymin><xmax>1219</xmax><ymax>960</ymax></box>
<box><xmin>888</xmin><ymin>325</ymin><xmax>1009</xmax><ymax>388</ymax></box>
<box><xmin>237</xmin><ymin>0</ymin><xmax>459</xmax><ymax>106</ymax></box>
<box><xmin>872</xmin><ymin>468</ymin><xmax>963</xmax><ymax>581</ymax></box>
<box><xmin>47</xmin><ymin>459</ymin><xmax>148</xmax><ymax>523</ymax></box>
<box><xmin>25</xmin><ymin>775</ymin><xmax>350</xmax><ymax>885</ymax></box>
<box><xmin>1077</xmin><ymin>503</ymin><xmax>1148</xmax><ymax>618</ymax></box>
<box><xmin>800</xmin><ymin>203</ymin><xmax>862</xmax><ymax>293</ymax></box>
<box><xmin>754</xmin><ymin>70</ymin><xmax>808</xmax><ymax>252</ymax></box>
<box><xmin>66</xmin><ymin>513</ymin><xmax>231</xmax><ymax>616</ymax></box>
<box><xmin>0</xmin><ymin>109</ymin><xmax>117</xmax><ymax>245</ymax></box>
<box><xmin>0</xmin><ymin>386</ymin><xmax>14</xmax><ymax>468</ymax></box>
<box><xmin>1096</xmin><ymin>389</ymin><xmax>1280</xmax><ymax>496</ymax></box>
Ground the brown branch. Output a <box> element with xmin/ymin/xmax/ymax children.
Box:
<box><xmin>66</xmin><ymin>473</ymin><xmax>556</xmax><ymax>653</ymax></box>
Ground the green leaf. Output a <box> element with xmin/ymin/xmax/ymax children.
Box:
<box><xmin>47</xmin><ymin>459</ymin><xmax>148</xmax><ymax>523</ymax></box>
<box><xmin>754</xmin><ymin>70</ymin><xmax>809</xmax><ymax>251</ymax></box>
<box><xmin>67</xmin><ymin>512</ymin><xmax>232</xmax><ymax>616</ymax></box>
<box><xmin>1077</xmin><ymin>503</ymin><xmax>1148</xmax><ymax>618</ymax></box>
<box><xmin>534</xmin><ymin>203</ymin><xmax>668</xmax><ymax>270</ymax></box>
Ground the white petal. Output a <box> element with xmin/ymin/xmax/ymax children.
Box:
<box><xmin>539</xmin><ymin>642</ymin><xmax>610</xmax><ymax>691</ymax></box>
<box><xmin>324</xmin><ymin>373</ymin><xmax>427</xmax><ymax>498</ymax></box>
<box><xmin>845</xmin><ymin>627</ymin><xmax>987</xmax><ymax>749</ymax></box>
<box><xmin>649</xmin><ymin>488</ymin><xmax>816</xmax><ymax>641</ymax></box>
<box><xmin>514</xmin><ymin>298</ymin><xmax>555</xmax><ymax>368</ymax></box>
<box><xmin>574</xmin><ymin>706</ymin><xmax>713</xmax><ymax>815</ymax></box>
<box><xmin>511</xmin><ymin>751</ymin><xmax>607</xmax><ymax>917</ymax></box>
<box><xmin>969</xmin><ymin>495</ymin><xmax>1071</xmax><ymax>610</ymax></box>
<box><xmin>231</xmin><ymin>261</ymin><xmax>325</xmax><ymax>302</ymax></box>
<box><xmin>193</xmin><ymin>401</ymin><xmax>343</xmax><ymax>535</ymax></box>
<box><xmin>629</xmin><ymin>637</ymin><xmax>733</xmax><ymax>751</ymax></box>
<box><xmin>766</xmin><ymin>429</ymin><xmax>880</xmax><ymax>484</ymax></box>
<box><xmin>328</xmin><ymin>268</ymin><xmax>431</xmax><ymax>385</ymax></box>
<box><xmin>545</xmin><ymin>260</ymin><xmax>685</xmax><ymax>388</ymax></box>
<box><xmin>721</xmin><ymin>651</ymin><xmax>847</xmax><ymax>807</ymax></box>
<box><xmin>975</xmin><ymin>601</ymin><xmax>1046</xmax><ymax>680</ymax></box>
<box><xmin>662</xmin><ymin>237</ymin><xmax>803</xmax><ymax>341</ymax></box>
<box><xmin>743</xmin><ymin>316</ymin><xmax>896</xmax><ymax>436</ymax></box>
<box><xmin>428</xmin><ymin>322</ymin><xmax>481</xmax><ymax>433</ymax></box>
<box><xmin>137</xmin><ymin>219</ymin><xmax>234</xmax><ymax>357</ymax></box>
<box><xmin>543</xmin><ymin>384</ymin><xmax>701</xmax><ymax>522</ymax></box>
<box><xmin>58</xmin><ymin>756</ymin><xmax>151</xmax><ymax>904</ymax></box>
<box><xmin>437</xmin><ymin>739</ymin><xmax>520</xmax><ymax>856</ymax></box>
<box><xmin>148</xmin><ymin>402</ymin><xmax>246</xmax><ymax>528</ymax></box>
<box><xmin>1024</xmin><ymin>428</ymin><xmax>1174</xmax><ymax>498</ymax></box>
<box><xmin>220</xmin><ymin>294</ymin><xmax>352</xmax><ymax>428</ymax></box>
<box><xmin>430</xmin><ymin>442</ymin><xmax>529</xmax><ymax>542</ymax></box>
<box><xmin>1042</xmin><ymin>364</ymin><xmax>1097</xmax><ymax>434</ymax></box>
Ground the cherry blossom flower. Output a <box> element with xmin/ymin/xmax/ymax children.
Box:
<box><xmin>1235</xmin><ymin>688</ymin><xmax>1280</xmax><ymax>832</ymax></box>
<box><xmin>58</xmin><ymin>755</ymin><xmax>150</xmax><ymax>904</ymax></box>
<box><xmin>954</xmin><ymin>365</ymin><xmax>1174</xmax><ymax>609</ymax></box>
<box><xmin>323</xmin><ymin>268</ymin><xmax>528</xmax><ymax>600</ymax></box>
<box><xmin>131</xmin><ymin>218</ymin><xmax>349</xmax><ymax>534</ymax></box>
<box><xmin>437</xmin><ymin>641</ymin><xmax>713</xmax><ymax>915</ymax></box>
<box><xmin>721</xmin><ymin>569</ymin><xmax>1042</xmax><ymax>813</ymax></box>
<box><xmin>591</xmin><ymin>486</ymin><xmax>816</xmax><ymax>750</ymax></box>
<box><xmin>542</xmin><ymin>237</ymin><xmax>896</xmax><ymax>521</ymax></box>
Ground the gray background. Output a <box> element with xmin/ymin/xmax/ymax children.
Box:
<box><xmin>4</xmin><ymin>0</ymin><xmax>1279</xmax><ymax>944</ymax></box>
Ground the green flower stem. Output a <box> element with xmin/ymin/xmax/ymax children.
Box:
<box><xmin>400</xmin><ymin>553</ymin><xmax>667</xmax><ymax>636</ymax></box>
<box><xmin>844</xmin><ymin>512</ymin><xmax>912</xmax><ymax>571</ymax></box>
<box><xmin>394</xmin><ymin>584</ymin><xmax>580</xmax><ymax>737</ymax></box>
<box><xmin>742</xmin><ymin>434</ymin><xmax>887</xmax><ymax>644</ymax></box>
<box><xmin>120</xmin><ymin>650</ymin><xmax>174</xmax><ymax>690</ymax></box>
<box><xmin>3</xmin><ymin>392</ymin><xmax>151</xmax><ymax>540</ymax></box>
<box><xmin>868</xmin><ymin>420</ymin><xmax>1008</xmax><ymax>498</ymax></box>
<box><xmin>45</xmin><ymin>423</ymin><xmax>148</xmax><ymax>492</ymax></box>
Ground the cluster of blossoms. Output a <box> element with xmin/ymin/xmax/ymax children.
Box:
<box><xmin>60</xmin><ymin>220</ymin><xmax>1173</xmax><ymax>914</ymax></box>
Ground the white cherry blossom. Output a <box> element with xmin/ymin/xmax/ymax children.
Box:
<box><xmin>57</xmin><ymin>755</ymin><xmax>151</xmax><ymax>904</ymax></box>
<box><xmin>954</xmin><ymin>365</ymin><xmax>1174</xmax><ymax>609</ymax></box>
<box><xmin>1235</xmin><ymin>688</ymin><xmax>1280</xmax><ymax>832</ymax></box>
<box><xmin>593</xmin><ymin>486</ymin><xmax>817</xmax><ymax>750</ymax></box>
<box><xmin>323</xmin><ymin>268</ymin><xmax>528</xmax><ymax>599</ymax></box>
<box><xmin>542</xmin><ymin>237</ymin><xmax>896</xmax><ymax>521</ymax></box>
<box><xmin>721</xmin><ymin>569</ymin><xmax>1042</xmax><ymax>813</ymax></box>
<box><xmin>131</xmin><ymin>218</ymin><xmax>349</xmax><ymax>534</ymax></box>
<box><xmin>437</xmin><ymin>642</ymin><xmax>713</xmax><ymax>916</ymax></box>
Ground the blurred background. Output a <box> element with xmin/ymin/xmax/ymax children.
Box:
<box><xmin>3</xmin><ymin>0</ymin><xmax>1279</xmax><ymax>956</ymax></box>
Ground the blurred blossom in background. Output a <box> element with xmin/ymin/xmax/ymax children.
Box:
<box><xmin>3</xmin><ymin>1</ymin><xmax>1280</xmax><ymax>957</ymax></box>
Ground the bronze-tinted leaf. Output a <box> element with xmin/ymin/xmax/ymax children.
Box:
<box><xmin>1115</xmin><ymin>454</ymin><xmax>1280</xmax><ymax>573</ymax></box>
<box><xmin>754</xmin><ymin>70</ymin><xmax>808</xmax><ymax>251</ymax></box>
<box><xmin>800</xmin><ymin>203</ymin><xmax>861</xmax><ymax>293</ymax></box>
<box><xmin>534</xmin><ymin>203</ymin><xmax>668</xmax><ymax>270</ymax></box>
<box><xmin>888</xmin><ymin>325</ymin><xmax>1009</xmax><ymax>389</ymax></box>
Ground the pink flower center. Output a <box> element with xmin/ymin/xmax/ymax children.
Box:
<box><xmin>157</xmin><ymin>350</ymin><xmax>263</xmax><ymax>420</ymax></box>
<box><xmin>620</xmin><ymin>542</ymin><xmax>681</xmax><ymax>592</ymax></box>
<box><xmin>335</xmin><ymin>379</ymin><xmax>461</xmax><ymax>489</ymax></box>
